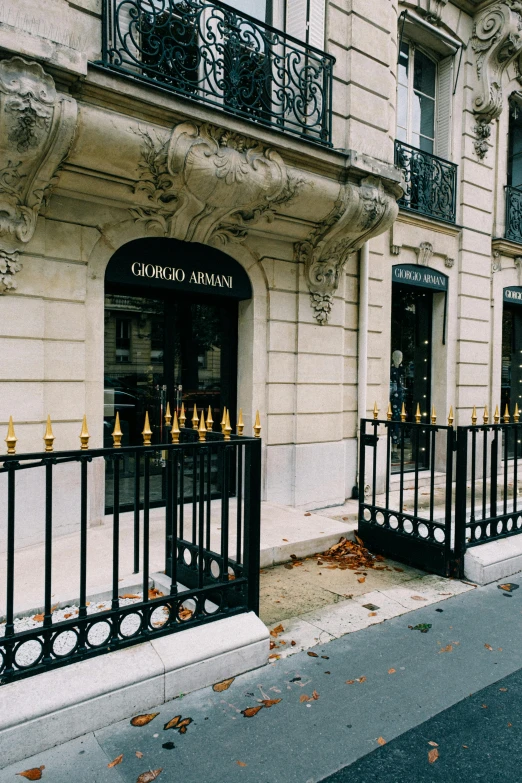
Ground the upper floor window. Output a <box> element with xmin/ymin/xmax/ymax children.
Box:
<box><xmin>508</xmin><ymin>104</ymin><xmax>522</xmax><ymax>188</ymax></box>
<box><xmin>396</xmin><ymin>39</ymin><xmax>453</xmax><ymax>160</ymax></box>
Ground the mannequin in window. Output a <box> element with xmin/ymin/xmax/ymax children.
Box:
<box><xmin>390</xmin><ymin>350</ymin><xmax>406</xmax><ymax>447</ymax></box>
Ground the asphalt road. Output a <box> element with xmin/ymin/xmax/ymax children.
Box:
<box><xmin>2</xmin><ymin>576</ymin><xmax>522</xmax><ymax>783</ymax></box>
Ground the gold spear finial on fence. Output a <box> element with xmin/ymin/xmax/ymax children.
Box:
<box><xmin>224</xmin><ymin>409</ymin><xmax>232</xmax><ymax>441</ymax></box>
<box><xmin>142</xmin><ymin>411</ymin><xmax>152</xmax><ymax>446</ymax></box>
<box><xmin>254</xmin><ymin>410</ymin><xmax>261</xmax><ymax>438</ymax></box>
<box><xmin>400</xmin><ymin>402</ymin><xmax>406</xmax><ymax>422</ymax></box>
<box><xmin>198</xmin><ymin>411</ymin><xmax>207</xmax><ymax>442</ymax></box>
<box><xmin>206</xmin><ymin>405</ymin><xmax>213</xmax><ymax>432</ymax></box>
<box><xmin>387</xmin><ymin>402</ymin><xmax>392</xmax><ymax>421</ymax></box>
<box><xmin>471</xmin><ymin>406</ymin><xmax>477</xmax><ymax>426</ymax></box>
<box><xmin>165</xmin><ymin>402</ymin><xmax>172</xmax><ymax>427</ymax></box>
<box><xmin>373</xmin><ymin>402</ymin><xmax>379</xmax><ymax>420</ymax></box>
<box><xmin>79</xmin><ymin>415</ymin><xmax>90</xmax><ymax>450</ymax></box>
<box><xmin>504</xmin><ymin>404</ymin><xmax>511</xmax><ymax>424</ymax></box>
<box><xmin>171</xmin><ymin>411</ymin><xmax>180</xmax><ymax>444</ymax></box>
<box><xmin>494</xmin><ymin>405</ymin><xmax>500</xmax><ymax>424</ymax></box>
<box><xmin>483</xmin><ymin>405</ymin><xmax>489</xmax><ymax>425</ymax></box>
<box><xmin>237</xmin><ymin>408</ymin><xmax>244</xmax><ymax>436</ymax></box>
<box><xmin>192</xmin><ymin>403</ymin><xmax>198</xmax><ymax>430</ymax></box>
<box><xmin>448</xmin><ymin>406</ymin><xmax>454</xmax><ymax>427</ymax></box>
<box><xmin>44</xmin><ymin>415</ymin><xmax>55</xmax><ymax>452</ymax></box>
<box><xmin>221</xmin><ymin>407</ymin><xmax>227</xmax><ymax>434</ymax></box>
<box><xmin>415</xmin><ymin>403</ymin><xmax>421</xmax><ymax>424</ymax></box>
<box><xmin>431</xmin><ymin>405</ymin><xmax>437</xmax><ymax>425</ymax></box>
<box><xmin>179</xmin><ymin>403</ymin><xmax>186</xmax><ymax>428</ymax></box>
<box><xmin>112</xmin><ymin>411</ymin><xmax>122</xmax><ymax>448</ymax></box>
<box><xmin>515</xmin><ymin>403</ymin><xmax>520</xmax><ymax>423</ymax></box>
<box><xmin>5</xmin><ymin>416</ymin><xmax>17</xmax><ymax>454</ymax></box>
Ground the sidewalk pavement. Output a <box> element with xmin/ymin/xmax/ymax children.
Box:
<box><xmin>3</xmin><ymin>572</ymin><xmax>522</xmax><ymax>782</ymax></box>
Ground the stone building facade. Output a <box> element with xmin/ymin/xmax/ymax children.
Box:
<box><xmin>1</xmin><ymin>0</ymin><xmax>521</xmax><ymax>522</ymax></box>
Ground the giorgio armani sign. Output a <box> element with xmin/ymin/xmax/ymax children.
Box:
<box><xmin>105</xmin><ymin>238</ymin><xmax>252</xmax><ymax>300</ymax></box>
<box><xmin>504</xmin><ymin>286</ymin><xmax>522</xmax><ymax>303</ymax></box>
<box><xmin>392</xmin><ymin>264</ymin><xmax>448</xmax><ymax>292</ymax></box>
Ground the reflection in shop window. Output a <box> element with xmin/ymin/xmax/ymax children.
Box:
<box><xmin>115</xmin><ymin>318</ymin><xmax>131</xmax><ymax>363</ymax></box>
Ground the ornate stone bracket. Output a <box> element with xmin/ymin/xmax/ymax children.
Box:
<box><xmin>296</xmin><ymin>177</ymin><xmax>399</xmax><ymax>324</ymax></box>
<box><xmin>0</xmin><ymin>249</ymin><xmax>21</xmax><ymax>293</ymax></box>
<box><xmin>389</xmin><ymin>238</ymin><xmax>454</xmax><ymax>269</ymax></box>
<box><xmin>130</xmin><ymin>121</ymin><xmax>301</xmax><ymax>245</ymax></box>
<box><xmin>415</xmin><ymin>241</ymin><xmax>433</xmax><ymax>266</ymax></box>
<box><xmin>415</xmin><ymin>0</ymin><xmax>449</xmax><ymax>25</ymax></box>
<box><xmin>0</xmin><ymin>57</ymin><xmax>77</xmax><ymax>247</ymax></box>
<box><xmin>471</xmin><ymin>2</ymin><xmax>522</xmax><ymax>159</ymax></box>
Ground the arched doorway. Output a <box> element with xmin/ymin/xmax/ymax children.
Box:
<box><xmin>103</xmin><ymin>237</ymin><xmax>252</xmax><ymax>509</ymax></box>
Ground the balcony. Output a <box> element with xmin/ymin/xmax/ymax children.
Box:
<box><xmin>394</xmin><ymin>140</ymin><xmax>457</xmax><ymax>224</ymax></box>
<box><xmin>505</xmin><ymin>186</ymin><xmax>522</xmax><ymax>244</ymax></box>
<box><xmin>100</xmin><ymin>0</ymin><xmax>334</xmax><ymax>146</ymax></box>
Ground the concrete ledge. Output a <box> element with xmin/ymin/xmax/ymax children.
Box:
<box><xmin>464</xmin><ymin>536</ymin><xmax>522</xmax><ymax>584</ymax></box>
<box><xmin>0</xmin><ymin>612</ymin><xmax>269</xmax><ymax>769</ymax></box>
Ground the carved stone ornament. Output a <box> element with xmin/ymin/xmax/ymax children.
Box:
<box><xmin>415</xmin><ymin>241</ymin><xmax>433</xmax><ymax>266</ymax></box>
<box><xmin>444</xmin><ymin>256</ymin><xmax>454</xmax><ymax>268</ymax></box>
<box><xmin>415</xmin><ymin>0</ymin><xmax>449</xmax><ymax>25</ymax></box>
<box><xmin>492</xmin><ymin>249</ymin><xmax>502</xmax><ymax>272</ymax></box>
<box><xmin>0</xmin><ymin>57</ymin><xmax>77</xmax><ymax>247</ymax></box>
<box><xmin>295</xmin><ymin>176</ymin><xmax>398</xmax><ymax>324</ymax></box>
<box><xmin>514</xmin><ymin>254</ymin><xmax>522</xmax><ymax>283</ymax></box>
<box><xmin>0</xmin><ymin>249</ymin><xmax>21</xmax><ymax>293</ymax></box>
<box><xmin>130</xmin><ymin>122</ymin><xmax>301</xmax><ymax>245</ymax></box>
<box><xmin>471</xmin><ymin>2</ymin><xmax>522</xmax><ymax>158</ymax></box>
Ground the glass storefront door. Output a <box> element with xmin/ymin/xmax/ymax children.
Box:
<box><xmin>501</xmin><ymin>304</ymin><xmax>522</xmax><ymax>457</ymax></box>
<box><xmin>104</xmin><ymin>292</ymin><xmax>238</xmax><ymax>510</ymax></box>
<box><xmin>390</xmin><ymin>284</ymin><xmax>433</xmax><ymax>473</ymax></box>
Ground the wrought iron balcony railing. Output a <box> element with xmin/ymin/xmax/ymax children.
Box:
<box><xmin>505</xmin><ymin>186</ymin><xmax>522</xmax><ymax>244</ymax></box>
<box><xmin>394</xmin><ymin>140</ymin><xmax>457</xmax><ymax>224</ymax></box>
<box><xmin>100</xmin><ymin>0</ymin><xmax>334</xmax><ymax>145</ymax></box>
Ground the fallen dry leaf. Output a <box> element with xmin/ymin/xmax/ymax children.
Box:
<box><xmin>176</xmin><ymin>718</ymin><xmax>192</xmax><ymax>735</ymax></box>
<box><xmin>411</xmin><ymin>596</ymin><xmax>427</xmax><ymax>601</ymax></box>
<box><xmin>108</xmin><ymin>755</ymin><xmax>123</xmax><ymax>768</ymax></box>
<box><xmin>428</xmin><ymin>748</ymin><xmax>439</xmax><ymax>764</ymax></box>
<box><xmin>282</xmin><ymin>538</ymin><xmax>288</xmax><ymax>542</ymax></box>
<box><xmin>312</xmin><ymin>690</ymin><xmax>320</xmax><ymax>700</ymax></box>
<box><xmin>300</xmin><ymin>694</ymin><xmax>312</xmax><ymax>703</ymax></box>
<box><xmin>63</xmin><ymin>613</ymin><xmax>73</xmax><ymax>619</ymax></box>
<box><xmin>377</xmin><ymin>737</ymin><xmax>386</xmax><ymax>746</ymax></box>
<box><xmin>178</xmin><ymin>607</ymin><xmax>193</xmax><ymax>620</ymax></box>
<box><xmin>268</xmin><ymin>653</ymin><xmax>281</xmax><ymax>660</ymax></box>
<box><xmin>213</xmin><ymin>678</ymin><xmax>235</xmax><ymax>692</ymax></box>
<box><xmin>482</xmin><ymin>704</ymin><xmax>488</xmax><ymax>709</ymax></box>
<box><xmin>462</xmin><ymin>745</ymin><xmax>468</xmax><ymax>749</ymax></box>
<box><xmin>260</xmin><ymin>699</ymin><xmax>282</xmax><ymax>708</ymax></box>
<box><xmin>32</xmin><ymin>614</ymin><xmax>44</xmax><ymax>622</ymax></box>
<box><xmin>508</xmin><ymin>722</ymin><xmax>513</xmax><ymax>727</ymax></box>
<box><xmin>307</xmin><ymin>651</ymin><xmax>319</xmax><ymax>658</ymax></box>
<box><xmin>131</xmin><ymin>713</ymin><xmax>159</xmax><ymax>727</ymax></box>
<box><xmin>135</xmin><ymin>752</ymin><xmax>144</xmax><ymax>759</ymax></box>
<box><xmin>388</xmin><ymin>668</ymin><xmax>396</xmax><ymax>674</ymax></box>
<box><xmin>163</xmin><ymin>716</ymin><xmax>180</xmax><ymax>730</ymax></box>
<box><xmin>428</xmin><ymin>741</ymin><xmax>438</xmax><ymax>747</ymax></box>
<box><xmin>270</xmin><ymin>624</ymin><xmax>284</xmax><ymax>638</ymax></box>
<box><xmin>136</xmin><ymin>770</ymin><xmax>162</xmax><ymax>783</ymax></box>
<box><xmin>357</xmin><ymin>577</ymin><xmax>366</xmax><ymax>583</ymax></box>
<box><xmin>120</xmin><ymin>594</ymin><xmax>141</xmax><ymax>600</ymax></box>
<box><xmin>484</xmin><ymin>644</ymin><xmax>493</xmax><ymax>651</ymax></box>
<box><xmin>148</xmin><ymin>588</ymin><xmax>164</xmax><ymax>599</ymax></box>
<box><xmin>237</xmin><ymin>761</ymin><xmax>247</xmax><ymax>767</ymax></box>
<box><xmin>500</xmin><ymin>688</ymin><xmax>508</xmax><ymax>692</ymax></box>
<box><xmin>356</xmin><ymin>676</ymin><xmax>367</xmax><ymax>683</ymax></box>
<box><xmin>16</xmin><ymin>768</ymin><xmax>45</xmax><ymax>781</ymax></box>
<box><xmin>439</xmin><ymin>645</ymin><xmax>453</xmax><ymax>654</ymax></box>
<box><xmin>241</xmin><ymin>706</ymin><xmax>263</xmax><ymax>718</ymax></box>
<box><xmin>346</xmin><ymin>680</ymin><xmax>355</xmax><ymax>685</ymax></box>
<box><xmin>291</xmin><ymin>640</ymin><xmax>296</xmax><ymax>646</ymax></box>
<box><xmin>368</xmin><ymin>612</ymin><xmax>377</xmax><ymax>617</ymax></box>
<box><xmin>304</xmin><ymin>512</ymin><xmax>311</xmax><ymax>516</ymax></box>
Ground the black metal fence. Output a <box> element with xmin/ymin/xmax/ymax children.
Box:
<box><xmin>395</xmin><ymin>140</ymin><xmax>457</xmax><ymax>224</ymax></box>
<box><xmin>0</xmin><ymin>425</ymin><xmax>261</xmax><ymax>684</ymax></box>
<box><xmin>100</xmin><ymin>0</ymin><xmax>334</xmax><ymax>145</ymax></box>
<box><xmin>505</xmin><ymin>185</ymin><xmax>522</xmax><ymax>244</ymax></box>
<box><xmin>359</xmin><ymin>411</ymin><xmax>522</xmax><ymax>576</ymax></box>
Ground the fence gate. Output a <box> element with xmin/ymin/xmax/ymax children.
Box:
<box><xmin>358</xmin><ymin>416</ymin><xmax>458</xmax><ymax>577</ymax></box>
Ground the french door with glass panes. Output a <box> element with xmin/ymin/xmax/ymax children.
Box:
<box><xmin>397</xmin><ymin>40</ymin><xmax>437</xmax><ymax>154</ymax></box>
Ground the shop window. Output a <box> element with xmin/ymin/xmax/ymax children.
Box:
<box><xmin>115</xmin><ymin>318</ymin><xmax>131</xmax><ymax>363</ymax></box>
<box><xmin>397</xmin><ymin>40</ymin><xmax>452</xmax><ymax>159</ymax></box>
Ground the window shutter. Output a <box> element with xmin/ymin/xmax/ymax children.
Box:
<box><xmin>286</xmin><ymin>0</ymin><xmax>308</xmax><ymax>42</ymax></box>
<box><xmin>436</xmin><ymin>56</ymin><xmax>453</xmax><ymax>160</ymax></box>
<box><xmin>308</xmin><ymin>0</ymin><xmax>326</xmax><ymax>50</ymax></box>
<box><xmin>286</xmin><ymin>0</ymin><xmax>325</xmax><ymax>49</ymax></box>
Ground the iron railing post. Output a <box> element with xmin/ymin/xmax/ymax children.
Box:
<box><xmin>243</xmin><ymin>438</ymin><xmax>261</xmax><ymax>615</ymax></box>
<box><xmin>454</xmin><ymin>427</ymin><xmax>468</xmax><ymax>565</ymax></box>
<box><xmin>358</xmin><ymin>419</ymin><xmax>366</xmax><ymax>527</ymax></box>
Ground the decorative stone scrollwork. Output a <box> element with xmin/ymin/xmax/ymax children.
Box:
<box><xmin>0</xmin><ymin>57</ymin><xmax>77</xmax><ymax>246</ymax></box>
<box><xmin>514</xmin><ymin>255</ymin><xmax>522</xmax><ymax>283</ymax></box>
<box><xmin>0</xmin><ymin>249</ymin><xmax>21</xmax><ymax>293</ymax></box>
<box><xmin>492</xmin><ymin>249</ymin><xmax>502</xmax><ymax>272</ymax></box>
<box><xmin>296</xmin><ymin>176</ymin><xmax>399</xmax><ymax>324</ymax></box>
<box><xmin>471</xmin><ymin>2</ymin><xmax>522</xmax><ymax>158</ymax></box>
<box><xmin>131</xmin><ymin>121</ymin><xmax>301</xmax><ymax>245</ymax></box>
<box><xmin>415</xmin><ymin>242</ymin><xmax>433</xmax><ymax>267</ymax></box>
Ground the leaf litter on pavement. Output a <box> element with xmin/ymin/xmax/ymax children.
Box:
<box><xmin>16</xmin><ymin>768</ymin><xmax>45</xmax><ymax>781</ymax></box>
